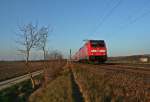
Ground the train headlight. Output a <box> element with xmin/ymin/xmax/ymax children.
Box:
<box><xmin>91</xmin><ymin>50</ymin><xmax>97</xmax><ymax>52</ymax></box>
<box><xmin>99</xmin><ymin>50</ymin><xmax>106</xmax><ymax>52</ymax></box>
<box><xmin>91</xmin><ymin>50</ymin><xmax>106</xmax><ymax>52</ymax></box>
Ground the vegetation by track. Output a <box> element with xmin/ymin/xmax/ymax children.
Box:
<box><xmin>79</xmin><ymin>62</ymin><xmax>150</xmax><ymax>75</ymax></box>
<box><xmin>29</xmin><ymin>67</ymin><xmax>84</xmax><ymax>102</ymax></box>
<box><xmin>72</xmin><ymin>63</ymin><xmax>150</xmax><ymax>102</ymax></box>
<box><xmin>27</xmin><ymin>62</ymin><xmax>150</xmax><ymax>102</ymax></box>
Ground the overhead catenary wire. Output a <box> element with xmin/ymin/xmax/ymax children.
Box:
<box><xmin>87</xmin><ymin>0</ymin><xmax>150</xmax><ymax>39</ymax></box>
<box><xmin>92</xmin><ymin>0</ymin><xmax>123</xmax><ymax>35</ymax></box>
<box><xmin>119</xmin><ymin>0</ymin><xmax>150</xmax><ymax>29</ymax></box>
<box><xmin>120</xmin><ymin>10</ymin><xmax>150</xmax><ymax>29</ymax></box>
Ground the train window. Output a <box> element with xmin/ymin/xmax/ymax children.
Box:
<box><xmin>91</xmin><ymin>41</ymin><xmax>105</xmax><ymax>47</ymax></box>
<box><xmin>98</xmin><ymin>43</ymin><xmax>105</xmax><ymax>47</ymax></box>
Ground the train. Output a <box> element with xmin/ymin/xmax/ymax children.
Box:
<box><xmin>72</xmin><ymin>40</ymin><xmax>107</xmax><ymax>63</ymax></box>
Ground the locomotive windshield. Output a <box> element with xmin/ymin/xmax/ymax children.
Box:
<box><xmin>91</xmin><ymin>40</ymin><xmax>105</xmax><ymax>47</ymax></box>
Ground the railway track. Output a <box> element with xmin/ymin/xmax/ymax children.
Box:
<box><xmin>77</xmin><ymin>63</ymin><xmax>150</xmax><ymax>75</ymax></box>
<box><xmin>72</xmin><ymin>63</ymin><xmax>150</xmax><ymax>101</ymax></box>
<box><xmin>73</xmin><ymin>63</ymin><xmax>150</xmax><ymax>86</ymax></box>
<box><xmin>102</xmin><ymin>64</ymin><xmax>150</xmax><ymax>74</ymax></box>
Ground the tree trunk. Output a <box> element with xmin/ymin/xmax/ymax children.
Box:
<box><xmin>43</xmin><ymin>48</ymin><xmax>48</xmax><ymax>87</ymax></box>
<box><xmin>26</xmin><ymin>51</ymin><xmax>35</xmax><ymax>89</ymax></box>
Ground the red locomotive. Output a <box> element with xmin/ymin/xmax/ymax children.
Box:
<box><xmin>73</xmin><ymin>40</ymin><xmax>107</xmax><ymax>63</ymax></box>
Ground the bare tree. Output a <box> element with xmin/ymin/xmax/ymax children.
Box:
<box><xmin>38</xmin><ymin>27</ymin><xmax>49</xmax><ymax>60</ymax></box>
<box><xmin>37</xmin><ymin>26</ymin><xmax>49</xmax><ymax>86</ymax></box>
<box><xmin>17</xmin><ymin>23</ymin><xmax>41</xmax><ymax>88</ymax></box>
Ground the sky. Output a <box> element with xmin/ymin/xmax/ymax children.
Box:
<box><xmin>0</xmin><ymin>0</ymin><xmax>150</xmax><ymax>60</ymax></box>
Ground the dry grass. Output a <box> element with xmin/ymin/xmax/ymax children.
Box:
<box><xmin>29</xmin><ymin>69</ymin><xmax>73</xmax><ymax>102</ymax></box>
<box><xmin>72</xmin><ymin>64</ymin><xmax>150</xmax><ymax>102</ymax></box>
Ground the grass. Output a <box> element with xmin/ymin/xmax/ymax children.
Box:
<box><xmin>0</xmin><ymin>60</ymin><xmax>67</xmax><ymax>102</ymax></box>
<box><xmin>29</xmin><ymin>69</ymin><xmax>73</xmax><ymax>102</ymax></box>
<box><xmin>5</xmin><ymin>61</ymin><xmax>149</xmax><ymax>102</ymax></box>
<box><xmin>0</xmin><ymin>79</ymin><xmax>34</xmax><ymax>102</ymax></box>
<box><xmin>0</xmin><ymin>72</ymin><xmax>44</xmax><ymax>102</ymax></box>
<box><xmin>72</xmin><ymin>64</ymin><xmax>150</xmax><ymax>102</ymax></box>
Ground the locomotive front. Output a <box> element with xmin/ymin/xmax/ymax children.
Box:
<box><xmin>88</xmin><ymin>40</ymin><xmax>107</xmax><ymax>63</ymax></box>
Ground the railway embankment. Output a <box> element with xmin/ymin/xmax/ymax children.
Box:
<box><xmin>72</xmin><ymin>63</ymin><xmax>150</xmax><ymax>102</ymax></box>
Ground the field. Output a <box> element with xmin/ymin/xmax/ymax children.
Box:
<box><xmin>1</xmin><ymin>60</ymin><xmax>150</xmax><ymax>102</ymax></box>
<box><xmin>0</xmin><ymin>61</ymin><xmax>43</xmax><ymax>82</ymax></box>
<box><xmin>0</xmin><ymin>60</ymin><xmax>66</xmax><ymax>82</ymax></box>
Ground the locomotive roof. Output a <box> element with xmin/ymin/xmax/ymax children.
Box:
<box><xmin>85</xmin><ymin>40</ymin><xmax>105</xmax><ymax>44</ymax></box>
<box><xmin>89</xmin><ymin>40</ymin><xmax>104</xmax><ymax>42</ymax></box>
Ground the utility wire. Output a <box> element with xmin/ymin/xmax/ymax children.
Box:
<box><xmin>92</xmin><ymin>0</ymin><xmax>122</xmax><ymax>35</ymax></box>
<box><xmin>120</xmin><ymin>0</ymin><xmax>150</xmax><ymax>29</ymax></box>
<box><xmin>120</xmin><ymin>10</ymin><xmax>150</xmax><ymax>29</ymax></box>
<box><xmin>129</xmin><ymin>10</ymin><xmax>150</xmax><ymax>24</ymax></box>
